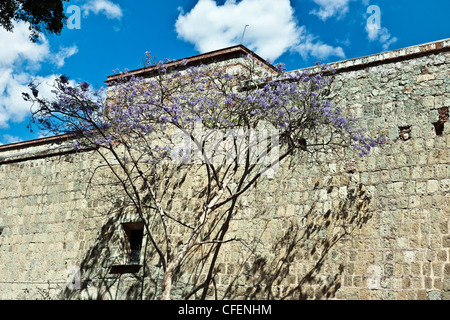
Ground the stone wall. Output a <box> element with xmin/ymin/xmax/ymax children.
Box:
<box><xmin>0</xmin><ymin>39</ymin><xmax>449</xmax><ymax>300</ymax></box>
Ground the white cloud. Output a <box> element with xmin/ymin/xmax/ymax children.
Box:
<box><xmin>293</xmin><ymin>33</ymin><xmax>345</xmax><ymax>61</ymax></box>
<box><xmin>82</xmin><ymin>0</ymin><xmax>123</xmax><ymax>20</ymax></box>
<box><xmin>175</xmin><ymin>0</ymin><xmax>301</xmax><ymax>62</ymax></box>
<box><xmin>0</xmin><ymin>69</ymin><xmax>60</xmax><ymax>129</ymax></box>
<box><xmin>310</xmin><ymin>0</ymin><xmax>355</xmax><ymax>20</ymax></box>
<box><xmin>1</xmin><ymin>134</ymin><xmax>22</xmax><ymax>144</ymax></box>
<box><xmin>0</xmin><ymin>69</ymin><xmax>31</xmax><ymax>127</ymax></box>
<box><xmin>175</xmin><ymin>0</ymin><xmax>344</xmax><ymax>63</ymax></box>
<box><xmin>0</xmin><ymin>22</ymin><xmax>50</xmax><ymax>69</ymax></box>
<box><xmin>0</xmin><ymin>22</ymin><xmax>78</xmax><ymax>129</ymax></box>
<box><xmin>52</xmin><ymin>46</ymin><xmax>79</xmax><ymax>68</ymax></box>
<box><xmin>366</xmin><ymin>25</ymin><xmax>397</xmax><ymax>51</ymax></box>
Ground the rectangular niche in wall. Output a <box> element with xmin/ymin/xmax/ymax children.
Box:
<box><xmin>109</xmin><ymin>221</ymin><xmax>144</xmax><ymax>274</ymax></box>
<box><xmin>433</xmin><ymin>107</ymin><xmax>449</xmax><ymax>136</ymax></box>
<box><xmin>399</xmin><ymin>126</ymin><xmax>411</xmax><ymax>141</ymax></box>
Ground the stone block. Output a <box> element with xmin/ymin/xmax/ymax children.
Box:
<box><xmin>443</xmin><ymin>265</ymin><xmax>450</xmax><ymax>281</ymax></box>
<box><xmin>443</xmin><ymin>291</ymin><xmax>450</xmax><ymax>300</ymax></box>
<box><xmin>443</xmin><ymin>236</ymin><xmax>450</xmax><ymax>249</ymax></box>
<box><xmin>417</xmin><ymin>74</ymin><xmax>436</xmax><ymax>83</ymax></box>
<box><xmin>427</xmin><ymin>290</ymin><xmax>441</xmax><ymax>300</ymax></box>
<box><xmin>440</xmin><ymin>179</ymin><xmax>450</xmax><ymax>192</ymax></box>
<box><xmin>427</xmin><ymin>180</ymin><xmax>439</xmax><ymax>193</ymax></box>
<box><xmin>423</xmin><ymin>96</ymin><xmax>435</xmax><ymax>109</ymax></box>
<box><xmin>430</xmin><ymin>109</ymin><xmax>440</xmax><ymax>122</ymax></box>
<box><xmin>443</xmin><ymin>278</ymin><xmax>450</xmax><ymax>291</ymax></box>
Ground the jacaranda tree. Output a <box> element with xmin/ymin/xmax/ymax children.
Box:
<box><xmin>24</xmin><ymin>53</ymin><xmax>384</xmax><ymax>299</ymax></box>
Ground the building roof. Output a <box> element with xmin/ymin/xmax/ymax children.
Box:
<box><xmin>105</xmin><ymin>44</ymin><xmax>280</xmax><ymax>83</ymax></box>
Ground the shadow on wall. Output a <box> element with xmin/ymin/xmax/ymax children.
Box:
<box><xmin>57</xmin><ymin>173</ymin><xmax>372</xmax><ymax>300</ymax></box>
<box><xmin>216</xmin><ymin>183</ymin><xmax>373</xmax><ymax>300</ymax></box>
<box><xmin>58</xmin><ymin>211</ymin><xmax>146</xmax><ymax>300</ymax></box>
<box><xmin>58</xmin><ymin>161</ymin><xmax>199</xmax><ymax>300</ymax></box>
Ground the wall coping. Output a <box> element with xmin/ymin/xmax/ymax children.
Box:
<box><xmin>0</xmin><ymin>134</ymin><xmax>88</xmax><ymax>165</ymax></box>
<box><xmin>295</xmin><ymin>38</ymin><xmax>450</xmax><ymax>75</ymax></box>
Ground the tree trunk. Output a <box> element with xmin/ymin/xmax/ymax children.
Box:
<box><xmin>161</xmin><ymin>268</ymin><xmax>174</xmax><ymax>300</ymax></box>
<box><xmin>159</xmin><ymin>175</ymin><xmax>231</xmax><ymax>300</ymax></box>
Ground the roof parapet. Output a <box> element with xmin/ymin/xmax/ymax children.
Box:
<box><xmin>105</xmin><ymin>44</ymin><xmax>280</xmax><ymax>83</ymax></box>
<box><xmin>291</xmin><ymin>38</ymin><xmax>450</xmax><ymax>76</ymax></box>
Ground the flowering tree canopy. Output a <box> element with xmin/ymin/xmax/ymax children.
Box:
<box><xmin>27</xmin><ymin>56</ymin><xmax>383</xmax><ymax>158</ymax></box>
<box><xmin>24</xmin><ymin>53</ymin><xmax>384</xmax><ymax>299</ymax></box>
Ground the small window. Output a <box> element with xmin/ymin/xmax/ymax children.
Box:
<box><xmin>434</xmin><ymin>122</ymin><xmax>445</xmax><ymax>136</ymax></box>
<box><xmin>122</xmin><ymin>222</ymin><xmax>144</xmax><ymax>265</ymax></box>
<box><xmin>433</xmin><ymin>107</ymin><xmax>449</xmax><ymax>136</ymax></box>
<box><xmin>110</xmin><ymin>222</ymin><xmax>144</xmax><ymax>274</ymax></box>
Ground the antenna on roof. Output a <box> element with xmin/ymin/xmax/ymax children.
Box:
<box><xmin>240</xmin><ymin>25</ymin><xmax>249</xmax><ymax>45</ymax></box>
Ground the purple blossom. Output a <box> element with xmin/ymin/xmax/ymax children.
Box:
<box><xmin>60</xmin><ymin>75</ymin><xmax>69</xmax><ymax>84</ymax></box>
<box><xmin>80</xmin><ymin>82</ymin><xmax>90</xmax><ymax>91</ymax></box>
<box><xmin>275</xmin><ymin>63</ymin><xmax>286</xmax><ymax>72</ymax></box>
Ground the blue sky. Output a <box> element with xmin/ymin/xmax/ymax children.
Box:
<box><xmin>0</xmin><ymin>0</ymin><xmax>449</xmax><ymax>145</ymax></box>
